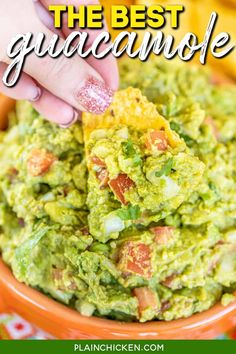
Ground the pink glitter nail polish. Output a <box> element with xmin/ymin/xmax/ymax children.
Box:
<box><xmin>77</xmin><ymin>76</ymin><xmax>113</xmax><ymax>114</ymax></box>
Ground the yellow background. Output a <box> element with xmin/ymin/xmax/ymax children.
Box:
<box><xmin>101</xmin><ymin>0</ymin><xmax>236</xmax><ymax>79</ymax></box>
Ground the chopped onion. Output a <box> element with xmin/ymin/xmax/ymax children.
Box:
<box><xmin>219</xmin><ymin>257</ymin><xmax>234</xmax><ymax>273</ymax></box>
<box><xmin>116</xmin><ymin>127</ymin><xmax>129</xmax><ymax>140</ymax></box>
<box><xmin>40</xmin><ymin>192</ymin><xmax>55</xmax><ymax>202</ymax></box>
<box><xmin>161</xmin><ymin>176</ymin><xmax>180</xmax><ymax>199</ymax></box>
<box><xmin>90</xmin><ymin>129</ymin><xmax>107</xmax><ymax>140</ymax></box>
<box><xmin>226</xmin><ymin>230</ymin><xmax>236</xmax><ymax>243</ymax></box>
<box><xmin>104</xmin><ymin>214</ymin><xmax>125</xmax><ymax>235</ymax></box>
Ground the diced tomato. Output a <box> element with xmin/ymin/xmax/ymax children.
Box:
<box><xmin>68</xmin><ymin>281</ymin><xmax>77</xmax><ymax>291</ymax></box>
<box><xmin>161</xmin><ymin>301</ymin><xmax>171</xmax><ymax>312</ymax></box>
<box><xmin>133</xmin><ymin>287</ymin><xmax>159</xmax><ymax>314</ymax></box>
<box><xmin>204</xmin><ymin>116</ymin><xmax>220</xmax><ymax>140</ymax></box>
<box><xmin>96</xmin><ymin>168</ymin><xmax>109</xmax><ymax>189</ymax></box>
<box><xmin>90</xmin><ymin>156</ymin><xmax>106</xmax><ymax>168</ymax></box>
<box><xmin>80</xmin><ymin>226</ymin><xmax>90</xmax><ymax>235</ymax></box>
<box><xmin>52</xmin><ymin>269</ymin><xmax>77</xmax><ymax>291</ymax></box>
<box><xmin>52</xmin><ymin>269</ymin><xmax>65</xmax><ymax>291</ymax></box>
<box><xmin>6</xmin><ymin>167</ymin><xmax>18</xmax><ymax>182</ymax></box>
<box><xmin>8</xmin><ymin>167</ymin><xmax>18</xmax><ymax>176</ymax></box>
<box><xmin>151</xmin><ymin>226</ymin><xmax>174</xmax><ymax>245</ymax></box>
<box><xmin>216</xmin><ymin>240</ymin><xmax>225</xmax><ymax>246</ymax></box>
<box><xmin>146</xmin><ymin>130</ymin><xmax>168</xmax><ymax>151</ymax></box>
<box><xmin>27</xmin><ymin>148</ymin><xmax>57</xmax><ymax>177</ymax></box>
<box><xmin>109</xmin><ymin>173</ymin><xmax>135</xmax><ymax>205</ymax></box>
<box><xmin>161</xmin><ymin>274</ymin><xmax>177</xmax><ymax>288</ymax></box>
<box><xmin>118</xmin><ymin>241</ymin><xmax>152</xmax><ymax>279</ymax></box>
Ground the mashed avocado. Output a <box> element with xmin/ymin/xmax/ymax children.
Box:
<box><xmin>0</xmin><ymin>60</ymin><xmax>236</xmax><ymax>322</ymax></box>
<box><xmin>84</xmin><ymin>88</ymin><xmax>204</xmax><ymax>242</ymax></box>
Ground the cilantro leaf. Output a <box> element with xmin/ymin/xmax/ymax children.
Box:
<box><xmin>180</xmin><ymin>133</ymin><xmax>195</xmax><ymax>147</ymax></box>
<box><xmin>170</xmin><ymin>121</ymin><xmax>181</xmax><ymax>133</ymax></box>
<box><xmin>117</xmin><ymin>205</ymin><xmax>141</xmax><ymax>221</ymax></box>
<box><xmin>122</xmin><ymin>139</ymin><xmax>135</xmax><ymax>155</ymax></box>
<box><xmin>122</xmin><ymin>139</ymin><xmax>142</xmax><ymax>167</ymax></box>
<box><xmin>133</xmin><ymin>155</ymin><xmax>142</xmax><ymax>167</ymax></box>
<box><xmin>155</xmin><ymin>158</ymin><xmax>174</xmax><ymax>177</ymax></box>
<box><xmin>170</xmin><ymin>121</ymin><xmax>195</xmax><ymax>148</ymax></box>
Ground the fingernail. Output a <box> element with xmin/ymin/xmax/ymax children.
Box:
<box><xmin>30</xmin><ymin>87</ymin><xmax>41</xmax><ymax>102</ymax></box>
<box><xmin>59</xmin><ymin>110</ymin><xmax>79</xmax><ymax>129</ymax></box>
<box><xmin>76</xmin><ymin>76</ymin><xmax>113</xmax><ymax>114</ymax></box>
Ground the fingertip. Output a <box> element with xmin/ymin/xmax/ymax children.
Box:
<box><xmin>0</xmin><ymin>70</ymin><xmax>42</xmax><ymax>102</ymax></box>
<box><xmin>86</xmin><ymin>52</ymin><xmax>120</xmax><ymax>92</ymax></box>
<box><xmin>32</xmin><ymin>89</ymin><xmax>79</xmax><ymax>126</ymax></box>
<box><xmin>75</xmin><ymin>76</ymin><xmax>113</xmax><ymax>115</ymax></box>
<box><xmin>29</xmin><ymin>87</ymin><xmax>42</xmax><ymax>102</ymax></box>
<box><xmin>59</xmin><ymin>110</ymin><xmax>81</xmax><ymax>128</ymax></box>
<box><xmin>109</xmin><ymin>71</ymin><xmax>120</xmax><ymax>91</ymax></box>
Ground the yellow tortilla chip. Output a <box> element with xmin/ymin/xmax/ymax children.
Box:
<box><xmin>83</xmin><ymin>88</ymin><xmax>183</xmax><ymax>148</ymax></box>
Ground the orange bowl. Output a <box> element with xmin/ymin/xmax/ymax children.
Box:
<box><xmin>0</xmin><ymin>95</ymin><xmax>236</xmax><ymax>339</ymax></box>
<box><xmin>1</xmin><ymin>259</ymin><xmax>236</xmax><ymax>339</ymax></box>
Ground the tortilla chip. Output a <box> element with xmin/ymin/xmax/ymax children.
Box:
<box><xmin>83</xmin><ymin>88</ymin><xmax>183</xmax><ymax>149</ymax></box>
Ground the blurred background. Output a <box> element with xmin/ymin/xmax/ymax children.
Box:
<box><xmin>101</xmin><ymin>0</ymin><xmax>236</xmax><ymax>79</ymax></box>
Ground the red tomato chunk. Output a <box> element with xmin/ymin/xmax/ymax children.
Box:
<box><xmin>118</xmin><ymin>241</ymin><xmax>152</xmax><ymax>278</ymax></box>
<box><xmin>133</xmin><ymin>287</ymin><xmax>159</xmax><ymax>315</ymax></box>
<box><xmin>109</xmin><ymin>173</ymin><xmax>135</xmax><ymax>205</ymax></box>
<box><xmin>146</xmin><ymin>130</ymin><xmax>168</xmax><ymax>151</ymax></box>
<box><xmin>96</xmin><ymin>168</ymin><xmax>109</xmax><ymax>189</ymax></box>
<box><xmin>151</xmin><ymin>226</ymin><xmax>174</xmax><ymax>245</ymax></box>
<box><xmin>27</xmin><ymin>148</ymin><xmax>57</xmax><ymax>177</ymax></box>
<box><xmin>90</xmin><ymin>156</ymin><xmax>106</xmax><ymax>168</ymax></box>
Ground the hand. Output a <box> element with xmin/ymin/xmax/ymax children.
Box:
<box><xmin>0</xmin><ymin>0</ymin><xmax>118</xmax><ymax>127</ymax></box>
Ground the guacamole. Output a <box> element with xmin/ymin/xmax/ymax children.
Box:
<box><xmin>84</xmin><ymin>88</ymin><xmax>204</xmax><ymax>242</ymax></box>
<box><xmin>0</xmin><ymin>60</ymin><xmax>236</xmax><ymax>323</ymax></box>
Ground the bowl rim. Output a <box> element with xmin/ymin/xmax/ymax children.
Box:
<box><xmin>1</xmin><ymin>258</ymin><xmax>236</xmax><ymax>333</ymax></box>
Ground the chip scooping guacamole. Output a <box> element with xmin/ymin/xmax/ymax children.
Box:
<box><xmin>83</xmin><ymin>88</ymin><xmax>204</xmax><ymax>242</ymax></box>
<box><xmin>0</xmin><ymin>60</ymin><xmax>235</xmax><ymax>323</ymax></box>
